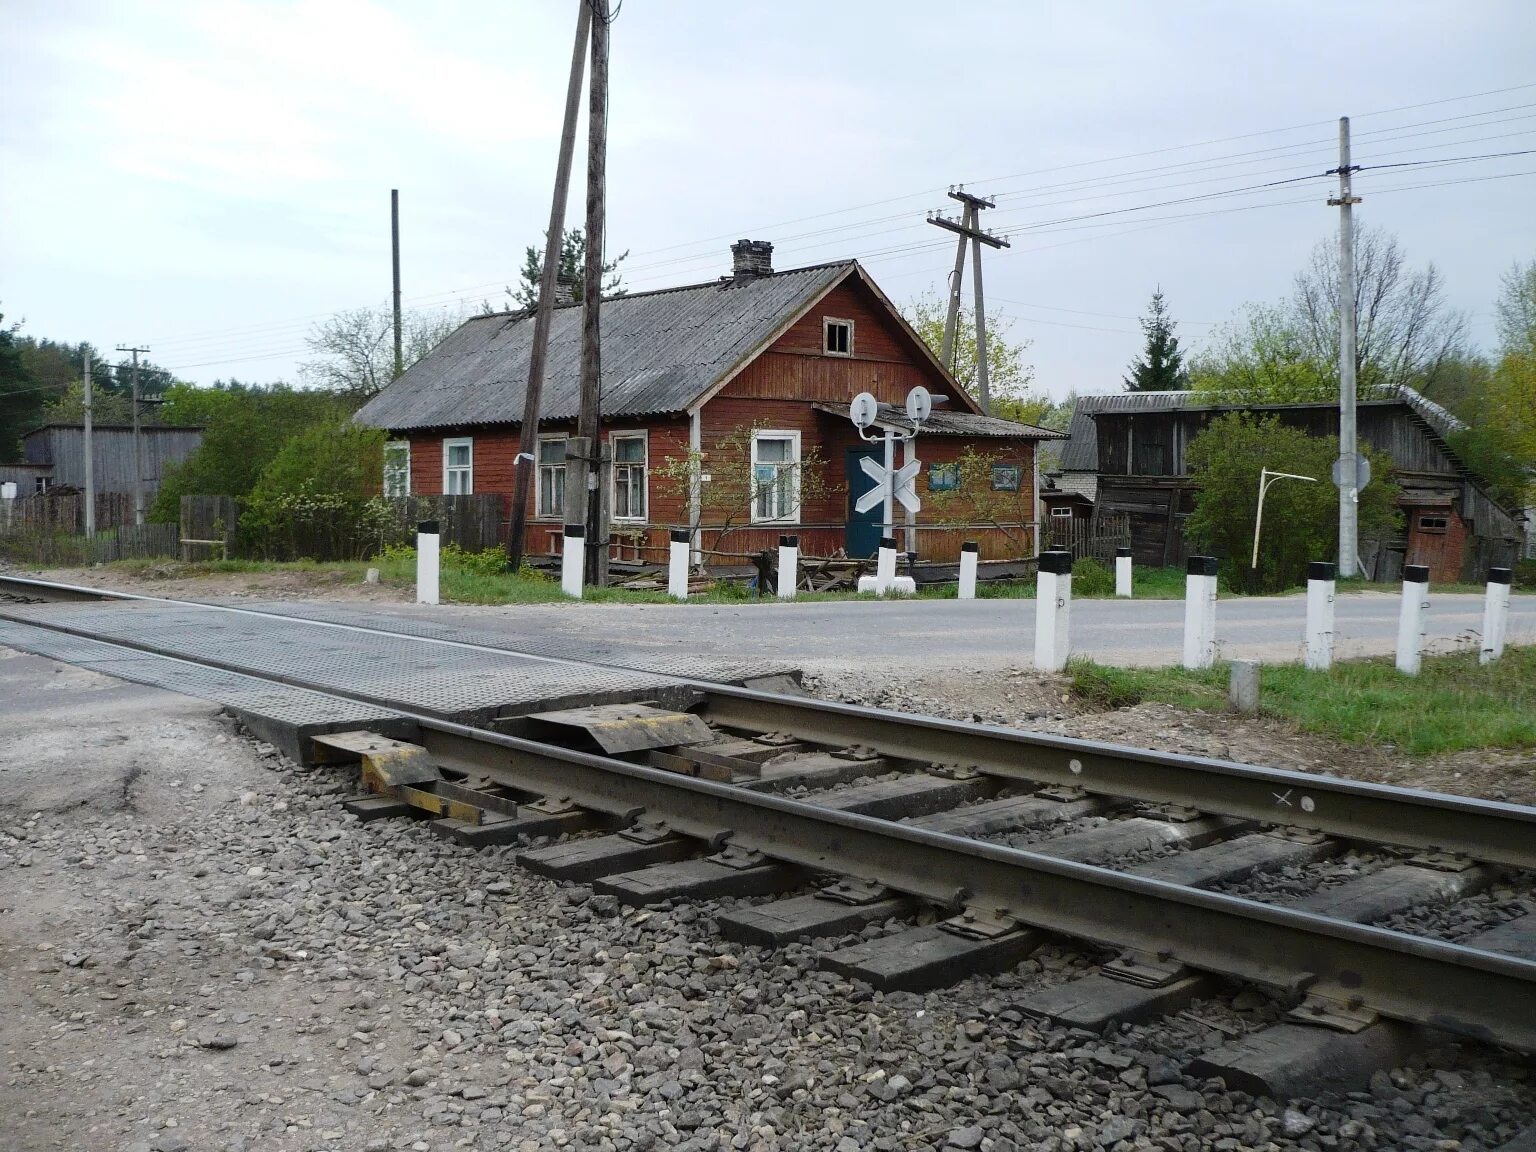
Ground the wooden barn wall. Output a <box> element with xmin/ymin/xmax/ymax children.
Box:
<box><xmin>23</xmin><ymin>427</ymin><xmax>203</xmax><ymax>497</ymax></box>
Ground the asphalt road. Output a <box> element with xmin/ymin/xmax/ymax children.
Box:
<box><xmin>357</xmin><ymin>590</ymin><xmax>1536</xmax><ymax>673</ymax></box>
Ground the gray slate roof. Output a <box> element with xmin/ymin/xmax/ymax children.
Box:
<box><xmin>1055</xmin><ymin>384</ymin><xmax>1467</xmax><ymax>473</ymax></box>
<box><xmin>810</xmin><ymin>402</ymin><xmax>1063</xmax><ymax>439</ymax></box>
<box><xmin>355</xmin><ymin>262</ymin><xmax>854</xmax><ymax>432</ymax></box>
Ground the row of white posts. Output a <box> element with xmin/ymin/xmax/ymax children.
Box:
<box><xmin>414</xmin><ymin>524</ymin><xmax>1515</xmax><ymax>675</ymax></box>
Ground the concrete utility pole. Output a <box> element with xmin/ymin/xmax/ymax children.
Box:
<box><xmin>82</xmin><ymin>350</ymin><xmax>95</xmax><ymax>537</ymax></box>
<box><xmin>391</xmin><ymin>189</ymin><xmax>404</xmax><ymax>380</ymax></box>
<box><xmin>507</xmin><ymin>0</ymin><xmax>593</xmax><ymax>569</ymax></box>
<box><xmin>1328</xmin><ymin>116</ymin><xmax>1362</xmax><ymax>578</ymax></box>
<box><xmin>926</xmin><ymin>188</ymin><xmax>1008</xmax><ymax>413</ymax></box>
<box><xmin>576</xmin><ymin>0</ymin><xmax>611</xmax><ymax>588</ymax></box>
<box><xmin>116</xmin><ymin>345</ymin><xmax>150</xmax><ymax>526</ymax></box>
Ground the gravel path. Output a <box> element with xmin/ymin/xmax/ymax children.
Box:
<box><xmin>4</xmin><ymin>649</ymin><xmax>1536</xmax><ymax>1151</ymax></box>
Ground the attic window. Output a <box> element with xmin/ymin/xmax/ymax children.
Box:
<box><xmin>1417</xmin><ymin>514</ymin><xmax>1449</xmax><ymax>533</ymax></box>
<box><xmin>823</xmin><ymin>318</ymin><xmax>853</xmax><ymax>357</ymax></box>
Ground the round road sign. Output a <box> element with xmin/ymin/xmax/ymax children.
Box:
<box><xmin>849</xmin><ymin>392</ymin><xmax>879</xmax><ymax>430</ymax></box>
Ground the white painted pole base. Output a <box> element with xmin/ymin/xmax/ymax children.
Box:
<box><xmin>777</xmin><ymin>535</ymin><xmax>798</xmax><ymax>600</ymax></box>
<box><xmin>561</xmin><ymin>524</ymin><xmax>585</xmax><ymax>599</ymax></box>
<box><xmin>1115</xmin><ymin>547</ymin><xmax>1133</xmax><ymax>598</ymax></box>
<box><xmin>875</xmin><ymin>535</ymin><xmax>898</xmax><ymax>596</ymax></box>
<box><xmin>957</xmin><ymin>541</ymin><xmax>979</xmax><ymax>600</ymax></box>
<box><xmin>1182</xmin><ymin>556</ymin><xmax>1218</xmax><ymax>669</ymax></box>
<box><xmin>1034</xmin><ymin>550</ymin><xmax>1073</xmax><ymax>672</ymax></box>
<box><xmin>1481</xmin><ymin>566</ymin><xmax>1512</xmax><ymax>665</ymax></box>
<box><xmin>415</xmin><ymin>521</ymin><xmax>440</xmax><ymax>606</ymax></box>
<box><xmin>1304</xmin><ymin>560</ymin><xmax>1336</xmax><ymax>672</ymax></box>
<box><xmin>1396</xmin><ymin>564</ymin><xmax>1429</xmax><ymax>676</ymax></box>
<box><xmin>667</xmin><ymin>529</ymin><xmax>690</xmax><ymax>601</ymax></box>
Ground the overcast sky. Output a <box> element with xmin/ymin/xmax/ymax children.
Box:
<box><xmin>3</xmin><ymin>1</ymin><xmax>1534</xmax><ymax>401</ymax></box>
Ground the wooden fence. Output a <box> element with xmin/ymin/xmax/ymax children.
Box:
<box><xmin>0</xmin><ymin>523</ymin><xmax>179</xmax><ymax>566</ymax></box>
<box><xmin>379</xmin><ymin>495</ymin><xmax>506</xmax><ymax>552</ymax></box>
<box><xmin>1048</xmin><ymin>512</ymin><xmax>1131</xmax><ymax>564</ymax></box>
<box><xmin>181</xmin><ymin>495</ymin><xmax>239</xmax><ymax>560</ymax></box>
<box><xmin>0</xmin><ymin>491</ymin><xmax>135</xmax><ymax>536</ymax></box>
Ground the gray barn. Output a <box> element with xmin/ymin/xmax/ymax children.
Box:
<box><xmin>14</xmin><ymin>424</ymin><xmax>204</xmax><ymax>501</ymax></box>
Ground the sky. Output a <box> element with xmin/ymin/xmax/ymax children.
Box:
<box><xmin>2</xmin><ymin>1</ymin><xmax>1535</xmax><ymax>402</ymax></box>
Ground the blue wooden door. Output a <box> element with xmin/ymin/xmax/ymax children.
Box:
<box><xmin>845</xmin><ymin>446</ymin><xmax>883</xmax><ymax>558</ymax></box>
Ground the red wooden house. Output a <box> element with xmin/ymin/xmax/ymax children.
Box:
<box><xmin>355</xmin><ymin>241</ymin><xmax>1062</xmax><ymax>564</ymax></box>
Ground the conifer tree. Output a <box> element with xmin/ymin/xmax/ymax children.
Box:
<box><xmin>1124</xmin><ymin>289</ymin><xmax>1189</xmax><ymax>391</ymax></box>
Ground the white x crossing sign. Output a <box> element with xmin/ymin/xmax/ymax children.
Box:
<box><xmin>855</xmin><ymin>456</ymin><xmax>922</xmax><ymax>515</ymax></box>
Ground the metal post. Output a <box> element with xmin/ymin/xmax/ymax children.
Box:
<box><xmin>1331</xmin><ymin>116</ymin><xmax>1362</xmax><ymax>579</ymax></box>
<box><xmin>561</xmin><ymin>524</ymin><xmax>585</xmax><ymax>598</ymax></box>
<box><xmin>901</xmin><ymin>435</ymin><xmax>917</xmax><ymax>556</ymax></box>
<box><xmin>391</xmin><ymin>189</ymin><xmax>403</xmax><ymax>380</ymax></box>
<box><xmin>1034</xmin><ymin>549</ymin><xmax>1072</xmax><ymax>672</ymax></box>
<box><xmin>1396</xmin><ymin>564</ymin><xmax>1429</xmax><ymax>676</ymax></box>
<box><xmin>82</xmin><ymin>350</ymin><xmax>95</xmax><ymax>538</ymax></box>
<box><xmin>1115</xmin><ymin>546</ymin><xmax>1133</xmax><ymax>598</ymax></box>
<box><xmin>777</xmin><ymin>534</ymin><xmax>798</xmax><ymax>600</ymax></box>
<box><xmin>939</xmin><ymin>203</ymin><xmax>971</xmax><ymax>368</ymax></box>
<box><xmin>957</xmin><ymin>541</ymin><xmax>978</xmax><ymax>600</ymax></box>
<box><xmin>881</xmin><ymin>427</ymin><xmax>895</xmax><ymax>541</ymax></box>
<box><xmin>667</xmin><ymin>529</ymin><xmax>690</xmax><ymax>601</ymax></box>
<box><xmin>1305</xmin><ymin>560</ymin><xmax>1336</xmax><ymax>671</ymax></box>
<box><xmin>507</xmin><ymin>0</ymin><xmax>592</xmax><ymax>569</ymax></box>
<box><xmin>1480</xmin><ymin>567</ymin><xmax>1512</xmax><ymax>665</ymax></box>
<box><xmin>1183</xmin><ymin>555</ymin><xmax>1218</xmax><ymax>670</ymax></box>
<box><xmin>1253</xmin><ymin>467</ymin><xmax>1318</xmax><ymax>568</ymax></box>
<box><xmin>416</xmin><ymin>520</ymin><xmax>440</xmax><ymax>605</ymax></box>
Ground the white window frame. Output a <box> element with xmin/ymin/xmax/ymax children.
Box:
<box><xmin>609</xmin><ymin>430</ymin><xmax>648</xmax><ymax>523</ymax></box>
<box><xmin>383</xmin><ymin>440</ymin><xmax>411</xmax><ymax>498</ymax></box>
<box><xmin>823</xmin><ymin>317</ymin><xmax>854</xmax><ymax>357</ymax></box>
<box><xmin>750</xmin><ymin>429</ymin><xmax>802</xmax><ymax>524</ymax></box>
<box><xmin>442</xmin><ymin>437</ymin><xmax>473</xmax><ymax>495</ymax></box>
<box><xmin>536</xmin><ymin>435</ymin><xmax>567</xmax><ymax>520</ymax></box>
<box><xmin>1050</xmin><ymin>505</ymin><xmax>1073</xmax><ymax>520</ymax></box>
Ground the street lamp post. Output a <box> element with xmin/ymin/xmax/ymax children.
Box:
<box><xmin>1252</xmin><ymin>467</ymin><xmax>1318</xmax><ymax>568</ymax></box>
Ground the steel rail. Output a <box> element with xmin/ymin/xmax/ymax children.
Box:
<box><xmin>3</xmin><ymin>602</ymin><xmax>1536</xmax><ymax>1049</ymax></box>
<box><xmin>4</xmin><ymin>572</ymin><xmax>1536</xmax><ymax>870</ymax></box>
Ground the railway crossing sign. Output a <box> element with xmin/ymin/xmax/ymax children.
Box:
<box><xmin>1332</xmin><ymin>455</ymin><xmax>1371</xmax><ymax>490</ymax></box>
<box><xmin>854</xmin><ymin>456</ymin><xmax>922</xmax><ymax>514</ymax></box>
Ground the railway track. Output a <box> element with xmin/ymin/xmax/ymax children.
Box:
<box><xmin>2</xmin><ymin>571</ymin><xmax>1535</xmax><ymax>1101</ymax></box>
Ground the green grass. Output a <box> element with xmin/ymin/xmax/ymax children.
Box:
<box><xmin>1066</xmin><ymin>646</ymin><xmax>1536</xmax><ymax>756</ymax></box>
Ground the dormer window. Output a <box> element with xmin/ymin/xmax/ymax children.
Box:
<box><xmin>823</xmin><ymin>318</ymin><xmax>854</xmax><ymax>357</ymax></box>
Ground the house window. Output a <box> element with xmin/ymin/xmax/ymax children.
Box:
<box><xmin>35</xmin><ymin>476</ymin><xmax>50</xmax><ymax>494</ymax></box>
<box><xmin>611</xmin><ymin>432</ymin><xmax>647</xmax><ymax>521</ymax></box>
<box><xmin>537</xmin><ymin>437</ymin><xmax>566</xmax><ymax>519</ymax></box>
<box><xmin>751</xmin><ymin>430</ymin><xmax>801</xmax><ymax>523</ymax></box>
<box><xmin>383</xmin><ymin>441</ymin><xmax>411</xmax><ymax>498</ymax></box>
<box><xmin>928</xmin><ymin>462</ymin><xmax>960</xmax><ymax>492</ymax></box>
<box><xmin>1417</xmin><ymin>514</ymin><xmax>1449</xmax><ymax>533</ymax></box>
<box><xmin>823</xmin><ymin>318</ymin><xmax>854</xmax><ymax>357</ymax></box>
<box><xmin>1051</xmin><ymin>506</ymin><xmax>1073</xmax><ymax>520</ymax></box>
<box><xmin>443</xmin><ymin>438</ymin><xmax>473</xmax><ymax>495</ymax></box>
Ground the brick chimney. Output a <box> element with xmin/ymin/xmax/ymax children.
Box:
<box><xmin>730</xmin><ymin>239</ymin><xmax>774</xmax><ymax>280</ymax></box>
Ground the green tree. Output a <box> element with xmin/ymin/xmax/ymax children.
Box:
<box><xmin>1124</xmin><ymin>289</ymin><xmax>1189</xmax><ymax>391</ymax></box>
<box><xmin>300</xmin><ymin>306</ymin><xmax>466</xmax><ymax>398</ymax></box>
<box><xmin>1184</xmin><ymin>413</ymin><xmax>1400</xmax><ymax>594</ymax></box>
<box><xmin>502</xmin><ymin>227</ymin><xmax>628</xmax><ymax>311</ymax></box>
<box><xmin>0</xmin><ymin>309</ymin><xmax>34</xmax><ymax>459</ymax></box>
<box><xmin>905</xmin><ymin>292</ymin><xmax>1043</xmax><ymax>418</ymax></box>
<box><xmin>40</xmin><ymin>381</ymin><xmax>137</xmax><ymax>425</ymax></box>
<box><xmin>1496</xmin><ymin>257</ymin><xmax>1536</xmax><ymax>356</ymax></box>
<box><xmin>240</xmin><ymin>420</ymin><xmax>389</xmax><ymax>560</ymax></box>
<box><xmin>148</xmin><ymin>382</ymin><xmax>357</xmax><ymax>521</ymax></box>
<box><xmin>1190</xmin><ymin>304</ymin><xmax>1333</xmax><ymax>403</ymax></box>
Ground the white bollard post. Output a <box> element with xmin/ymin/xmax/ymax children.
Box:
<box><xmin>875</xmin><ymin>535</ymin><xmax>898</xmax><ymax>596</ymax></box>
<box><xmin>1304</xmin><ymin>560</ymin><xmax>1336</xmax><ymax>671</ymax></box>
<box><xmin>1115</xmin><ymin>546</ymin><xmax>1133</xmax><ymax>598</ymax></box>
<box><xmin>777</xmin><ymin>534</ymin><xmax>798</xmax><ymax>600</ymax></box>
<box><xmin>1396</xmin><ymin>563</ymin><xmax>1429</xmax><ymax>675</ymax></box>
<box><xmin>1182</xmin><ymin>555</ymin><xmax>1218</xmax><ymax>669</ymax></box>
<box><xmin>667</xmin><ymin>529</ymin><xmax>690</xmax><ymax>601</ymax></box>
<box><xmin>415</xmin><ymin>520</ymin><xmax>440</xmax><ymax>606</ymax></box>
<box><xmin>561</xmin><ymin>524</ymin><xmax>585</xmax><ymax>599</ymax></box>
<box><xmin>1033</xmin><ymin>549</ymin><xmax>1073</xmax><ymax>672</ymax></box>
<box><xmin>1480</xmin><ymin>566</ymin><xmax>1512</xmax><ymax>665</ymax></box>
<box><xmin>957</xmin><ymin>541</ymin><xmax>979</xmax><ymax>600</ymax></box>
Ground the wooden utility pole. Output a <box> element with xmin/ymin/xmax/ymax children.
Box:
<box><xmin>82</xmin><ymin>350</ymin><xmax>95</xmax><ymax>538</ymax></box>
<box><xmin>391</xmin><ymin>188</ymin><xmax>404</xmax><ymax>380</ymax></box>
<box><xmin>116</xmin><ymin>345</ymin><xmax>150</xmax><ymax>526</ymax></box>
<box><xmin>1328</xmin><ymin>116</ymin><xmax>1362</xmax><ymax>578</ymax></box>
<box><xmin>575</xmin><ymin>0</ymin><xmax>611</xmax><ymax>587</ymax></box>
<box><xmin>507</xmin><ymin>0</ymin><xmax>593</xmax><ymax>569</ymax></box>
<box><xmin>926</xmin><ymin>188</ymin><xmax>1008</xmax><ymax>413</ymax></box>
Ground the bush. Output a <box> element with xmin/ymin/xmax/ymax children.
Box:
<box><xmin>1071</xmin><ymin>557</ymin><xmax>1115</xmax><ymax>596</ymax></box>
<box><xmin>239</xmin><ymin>421</ymin><xmax>388</xmax><ymax>560</ymax></box>
<box><xmin>1514</xmin><ymin>559</ymin><xmax>1536</xmax><ymax>591</ymax></box>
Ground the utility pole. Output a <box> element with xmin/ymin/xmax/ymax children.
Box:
<box><xmin>576</xmin><ymin>0</ymin><xmax>611</xmax><ymax>587</ymax></box>
<box><xmin>391</xmin><ymin>189</ymin><xmax>404</xmax><ymax>380</ymax></box>
<box><xmin>926</xmin><ymin>188</ymin><xmax>1008</xmax><ymax>413</ymax></box>
<box><xmin>507</xmin><ymin>0</ymin><xmax>593</xmax><ymax>569</ymax></box>
<box><xmin>116</xmin><ymin>345</ymin><xmax>150</xmax><ymax>526</ymax></box>
<box><xmin>82</xmin><ymin>350</ymin><xmax>95</xmax><ymax>538</ymax></box>
<box><xmin>1328</xmin><ymin>116</ymin><xmax>1362</xmax><ymax>578</ymax></box>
